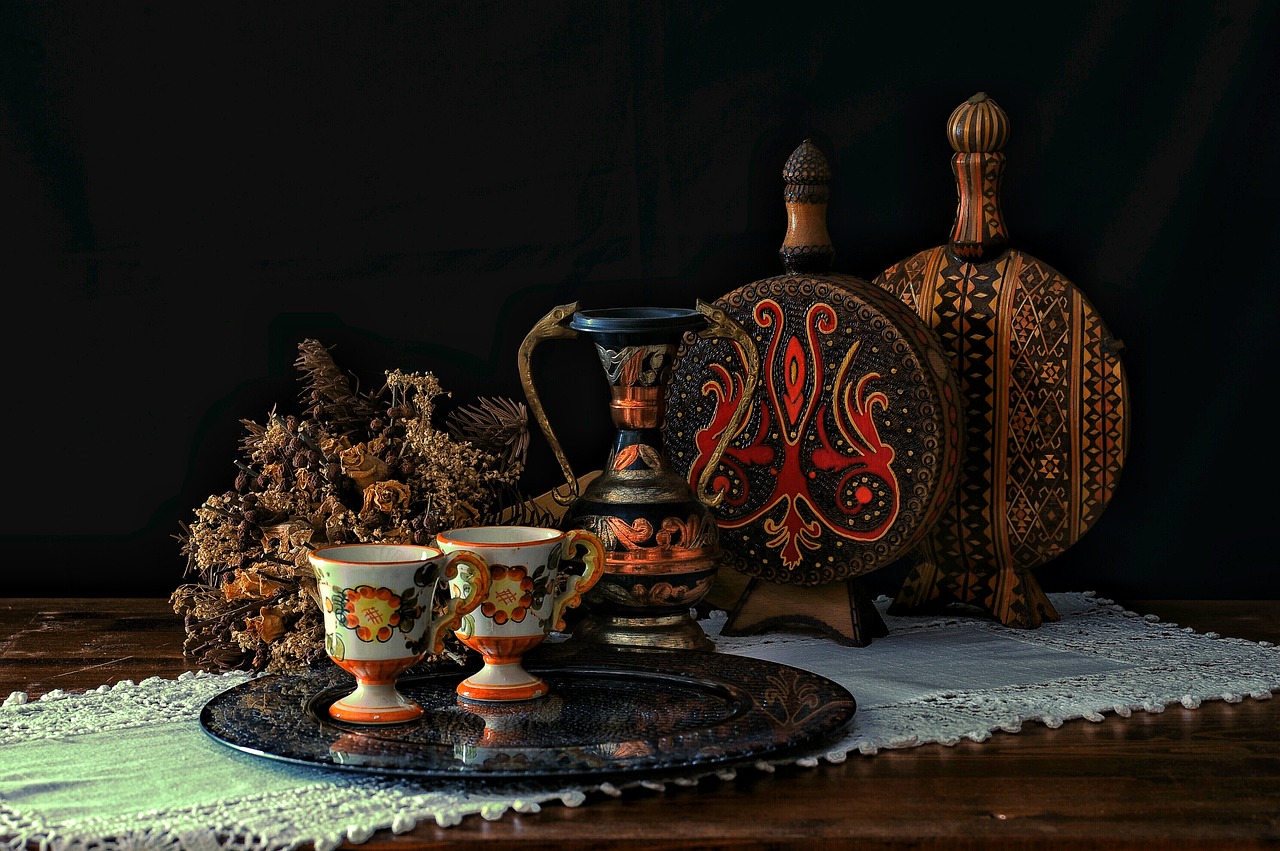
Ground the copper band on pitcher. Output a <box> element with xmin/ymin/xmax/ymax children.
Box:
<box><xmin>601</xmin><ymin>551</ymin><xmax>719</xmax><ymax>574</ymax></box>
<box><xmin>610</xmin><ymin>386</ymin><xmax>665</xmax><ymax>429</ymax></box>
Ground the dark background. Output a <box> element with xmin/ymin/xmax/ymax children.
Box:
<box><xmin>3</xmin><ymin>2</ymin><xmax>1276</xmax><ymax>600</ymax></box>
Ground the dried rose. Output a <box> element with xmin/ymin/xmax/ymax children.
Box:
<box><xmin>339</xmin><ymin>442</ymin><xmax>389</xmax><ymax>489</ymax></box>
<box><xmin>360</xmin><ymin>479</ymin><xmax>412</xmax><ymax>518</ymax></box>
<box><xmin>320</xmin><ymin>434</ymin><xmax>351</xmax><ymax>456</ymax></box>
<box><xmin>259</xmin><ymin>521</ymin><xmax>317</xmax><ymax>556</ymax></box>
<box><xmin>246</xmin><ymin>606</ymin><xmax>288</xmax><ymax>644</ymax></box>
<box><xmin>222</xmin><ymin>569</ymin><xmax>289</xmax><ymax>601</ymax></box>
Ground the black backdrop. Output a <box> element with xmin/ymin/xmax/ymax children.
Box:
<box><xmin>3</xmin><ymin>2</ymin><xmax>1276</xmax><ymax>600</ymax></box>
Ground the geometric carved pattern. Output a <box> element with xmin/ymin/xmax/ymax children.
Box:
<box><xmin>876</xmin><ymin>247</ymin><xmax>1129</xmax><ymax>628</ymax></box>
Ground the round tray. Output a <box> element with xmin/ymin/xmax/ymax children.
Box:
<box><xmin>199</xmin><ymin>646</ymin><xmax>856</xmax><ymax>781</ymax></box>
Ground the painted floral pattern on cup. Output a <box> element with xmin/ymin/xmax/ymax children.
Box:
<box><xmin>326</xmin><ymin>583</ymin><xmax>425</xmax><ymax>649</ymax></box>
<box><xmin>481</xmin><ymin>565</ymin><xmax>536</xmax><ymax>624</ymax></box>
<box><xmin>470</xmin><ymin>559</ymin><xmax>562</xmax><ymax>630</ymax></box>
<box><xmin>343</xmin><ymin>585</ymin><xmax>404</xmax><ymax>642</ymax></box>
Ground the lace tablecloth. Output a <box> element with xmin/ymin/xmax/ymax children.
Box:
<box><xmin>2</xmin><ymin>592</ymin><xmax>1277</xmax><ymax>850</ymax></box>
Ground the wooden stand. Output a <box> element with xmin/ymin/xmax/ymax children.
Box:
<box><xmin>888</xmin><ymin>548</ymin><xmax>1058</xmax><ymax>629</ymax></box>
<box><xmin>705</xmin><ymin>567</ymin><xmax>888</xmax><ymax>647</ymax></box>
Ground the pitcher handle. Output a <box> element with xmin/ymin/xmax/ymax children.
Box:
<box><xmin>692</xmin><ymin>299</ymin><xmax>760</xmax><ymax>508</ymax></box>
<box><xmin>424</xmin><ymin>550</ymin><xmax>490</xmax><ymax>657</ymax></box>
<box><xmin>518</xmin><ymin>301</ymin><xmax>582</xmax><ymax>506</ymax></box>
<box><xmin>549</xmin><ymin>529</ymin><xmax>606</xmax><ymax>631</ymax></box>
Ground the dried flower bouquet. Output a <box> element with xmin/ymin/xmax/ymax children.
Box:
<box><xmin>172</xmin><ymin>339</ymin><xmax>547</xmax><ymax>674</ymax></box>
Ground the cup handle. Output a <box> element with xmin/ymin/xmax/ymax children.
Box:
<box><xmin>424</xmin><ymin>550</ymin><xmax>490</xmax><ymax>657</ymax></box>
<box><xmin>549</xmin><ymin>529</ymin><xmax>606</xmax><ymax>631</ymax></box>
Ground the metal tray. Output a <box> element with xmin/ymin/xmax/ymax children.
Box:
<box><xmin>199</xmin><ymin>645</ymin><xmax>856</xmax><ymax>781</ymax></box>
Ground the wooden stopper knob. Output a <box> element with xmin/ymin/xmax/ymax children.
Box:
<box><xmin>947</xmin><ymin>92</ymin><xmax>1010</xmax><ymax>154</ymax></box>
<box><xmin>947</xmin><ymin>93</ymin><xmax>1010</xmax><ymax>259</ymax></box>
<box><xmin>779</xmin><ymin>139</ymin><xmax>835</xmax><ymax>275</ymax></box>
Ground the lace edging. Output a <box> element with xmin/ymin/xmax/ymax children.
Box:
<box><xmin>711</xmin><ymin>592</ymin><xmax>1279</xmax><ymax>759</ymax></box>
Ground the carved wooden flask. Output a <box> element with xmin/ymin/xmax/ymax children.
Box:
<box><xmin>665</xmin><ymin>140</ymin><xmax>962</xmax><ymax>645</ymax></box>
<box><xmin>875</xmin><ymin>93</ymin><xmax>1130</xmax><ymax>628</ymax></box>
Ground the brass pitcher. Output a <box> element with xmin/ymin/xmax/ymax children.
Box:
<box><xmin>518</xmin><ymin>301</ymin><xmax>758</xmax><ymax>650</ymax></box>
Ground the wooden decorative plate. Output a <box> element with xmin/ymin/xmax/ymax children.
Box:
<box><xmin>667</xmin><ymin>272</ymin><xmax>961</xmax><ymax>588</ymax></box>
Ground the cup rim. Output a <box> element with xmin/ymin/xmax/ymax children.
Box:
<box><xmin>309</xmin><ymin>542</ymin><xmax>443</xmax><ymax>566</ymax></box>
<box><xmin>436</xmin><ymin>525</ymin><xmax>565</xmax><ymax>548</ymax></box>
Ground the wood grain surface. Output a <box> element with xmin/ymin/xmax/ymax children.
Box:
<box><xmin>1</xmin><ymin>597</ymin><xmax>1277</xmax><ymax>850</ymax></box>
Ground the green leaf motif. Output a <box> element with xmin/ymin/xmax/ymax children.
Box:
<box><xmin>325</xmin><ymin>632</ymin><xmax>345</xmax><ymax>661</ymax></box>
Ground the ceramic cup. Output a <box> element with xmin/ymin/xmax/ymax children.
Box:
<box><xmin>309</xmin><ymin>542</ymin><xmax>489</xmax><ymax>724</ymax></box>
<box><xmin>437</xmin><ymin>525</ymin><xmax>605</xmax><ymax>702</ymax></box>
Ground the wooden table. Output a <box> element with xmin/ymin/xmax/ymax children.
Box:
<box><xmin>1</xmin><ymin>598</ymin><xmax>1277</xmax><ymax>850</ymax></box>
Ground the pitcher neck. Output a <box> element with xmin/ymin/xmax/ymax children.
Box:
<box><xmin>591</xmin><ymin>339</ymin><xmax>679</xmax><ymax>428</ymax></box>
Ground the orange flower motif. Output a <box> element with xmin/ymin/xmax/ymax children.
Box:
<box><xmin>343</xmin><ymin>585</ymin><xmax>402</xmax><ymax>642</ymax></box>
<box><xmin>480</xmin><ymin>565</ymin><xmax>534</xmax><ymax>625</ymax></box>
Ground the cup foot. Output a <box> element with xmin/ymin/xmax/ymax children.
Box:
<box><xmin>457</xmin><ymin>661</ymin><xmax>549</xmax><ymax>702</ymax></box>
<box><xmin>328</xmin><ymin>683</ymin><xmax>424</xmax><ymax>724</ymax></box>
